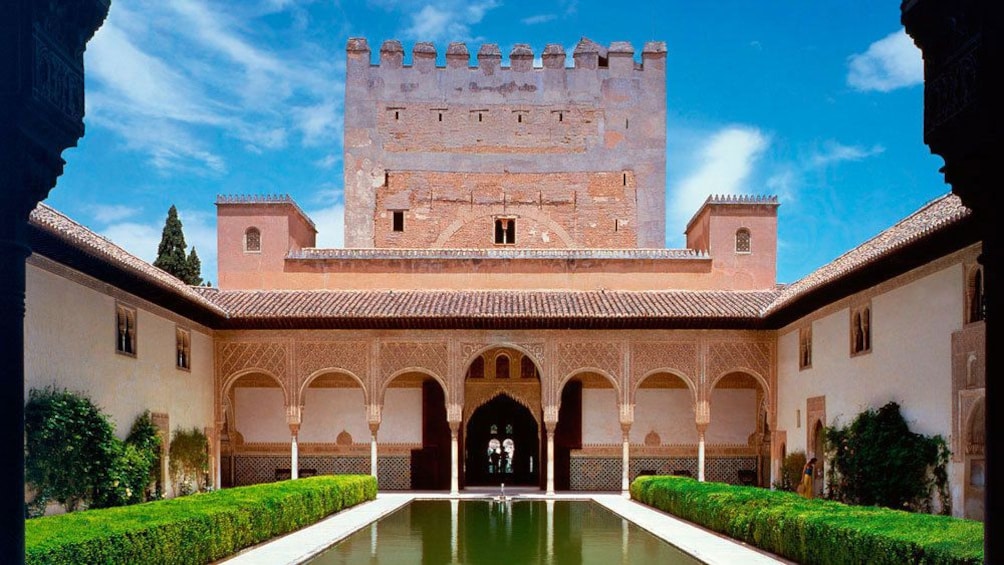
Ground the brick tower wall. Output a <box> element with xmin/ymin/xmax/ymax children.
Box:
<box><xmin>343</xmin><ymin>38</ymin><xmax>667</xmax><ymax>249</ymax></box>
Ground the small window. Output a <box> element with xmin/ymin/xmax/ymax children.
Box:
<box><xmin>469</xmin><ymin>356</ymin><xmax>485</xmax><ymax>379</ymax></box>
<box><xmin>394</xmin><ymin>110</ymin><xmax>400</xmax><ymax>120</ymax></box>
<box><xmin>851</xmin><ymin>304</ymin><xmax>872</xmax><ymax>355</ymax></box>
<box><xmin>494</xmin><ymin>218</ymin><xmax>516</xmax><ymax>245</ymax></box>
<box><xmin>799</xmin><ymin>326</ymin><xmax>812</xmax><ymax>370</ymax></box>
<box><xmin>736</xmin><ymin>228</ymin><xmax>751</xmax><ymax>254</ymax></box>
<box><xmin>495</xmin><ymin>355</ymin><xmax>510</xmax><ymax>379</ymax></box>
<box><xmin>439</xmin><ymin>112</ymin><xmax>443</xmax><ymax>122</ymax></box>
<box><xmin>625</xmin><ymin>118</ymin><xmax>629</xmax><ymax>129</ymax></box>
<box><xmin>392</xmin><ymin>211</ymin><xmax>404</xmax><ymax>232</ymax></box>
<box><xmin>176</xmin><ymin>327</ymin><xmax>191</xmax><ymax>370</ymax></box>
<box><xmin>517</xmin><ymin>113</ymin><xmax>523</xmax><ymax>123</ymax></box>
<box><xmin>520</xmin><ymin>356</ymin><xmax>538</xmax><ymax>379</ymax></box>
<box><xmin>968</xmin><ymin>266</ymin><xmax>985</xmax><ymax>323</ymax></box>
<box><xmin>116</xmin><ymin>304</ymin><xmax>137</xmax><ymax>356</ymax></box>
<box><xmin>245</xmin><ymin>227</ymin><xmax>261</xmax><ymax>253</ymax></box>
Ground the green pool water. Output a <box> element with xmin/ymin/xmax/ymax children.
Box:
<box><xmin>308</xmin><ymin>499</ymin><xmax>701</xmax><ymax>564</ymax></box>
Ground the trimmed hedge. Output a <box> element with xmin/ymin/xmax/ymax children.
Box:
<box><xmin>631</xmin><ymin>475</ymin><xmax>982</xmax><ymax>565</ymax></box>
<box><xmin>26</xmin><ymin>474</ymin><xmax>377</xmax><ymax>565</ymax></box>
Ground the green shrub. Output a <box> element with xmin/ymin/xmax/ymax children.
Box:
<box><xmin>777</xmin><ymin>450</ymin><xmax>806</xmax><ymax>492</ymax></box>
<box><xmin>169</xmin><ymin>427</ymin><xmax>209</xmax><ymax>495</ymax></box>
<box><xmin>630</xmin><ymin>475</ymin><xmax>982</xmax><ymax>565</ymax></box>
<box><xmin>26</xmin><ymin>474</ymin><xmax>377</xmax><ymax>565</ymax></box>
<box><xmin>24</xmin><ymin>387</ymin><xmax>120</xmax><ymax>514</ymax></box>
<box><xmin>826</xmin><ymin>402</ymin><xmax>950</xmax><ymax>513</ymax></box>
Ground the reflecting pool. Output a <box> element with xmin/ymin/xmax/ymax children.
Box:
<box><xmin>308</xmin><ymin>499</ymin><xmax>701</xmax><ymax>564</ymax></box>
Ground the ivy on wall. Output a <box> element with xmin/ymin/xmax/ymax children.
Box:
<box><xmin>169</xmin><ymin>427</ymin><xmax>210</xmax><ymax>495</ymax></box>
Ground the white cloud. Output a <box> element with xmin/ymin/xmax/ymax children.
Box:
<box><xmin>522</xmin><ymin>14</ymin><xmax>556</xmax><ymax>25</ymax></box>
<box><xmin>396</xmin><ymin>1</ymin><xmax>501</xmax><ymax>42</ymax></box>
<box><xmin>100</xmin><ymin>222</ymin><xmax>162</xmax><ymax>264</ymax></box>
<box><xmin>847</xmin><ymin>29</ymin><xmax>923</xmax><ymax>92</ymax></box>
<box><xmin>98</xmin><ymin>208</ymin><xmax>218</xmax><ymax>283</ymax></box>
<box><xmin>810</xmin><ymin>142</ymin><xmax>885</xmax><ymax>168</ymax></box>
<box><xmin>315</xmin><ymin>154</ymin><xmax>340</xmax><ymax>169</ymax></box>
<box><xmin>88</xmin><ymin>204</ymin><xmax>141</xmax><ymax>224</ymax></box>
<box><xmin>294</xmin><ymin>102</ymin><xmax>340</xmax><ymax>147</ymax></box>
<box><xmin>669</xmin><ymin>126</ymin><xmax>769</xmax><ymax>236</ymax></box>
<box><xmin>307</xmin><ymin>204</ymin><xmax>346</xmax><ymax>248</ymax></box>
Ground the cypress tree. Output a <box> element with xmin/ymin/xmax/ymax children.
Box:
<box><xmin>153</xmin><ymin>205</ymin><xmax>190</xmax><ymax>281</ymax></box>
<box><xmin>186</xmin><ymin>247</ymin><xmax>203</xmax><ymax>286</ymax></box>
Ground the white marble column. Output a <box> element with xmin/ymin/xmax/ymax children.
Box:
<box><xmin>697</xmin><ymin>424</ymin><xmax>707</xmax><ymax>482</ymax></box>
<box><xmin>546</xmin><ymin>429</ymin><xmax>556</xmax><ymax>495</ymax></box>
<box><xmin>621</xmin><ymin>429</ymin><xmax>631</xmax><ymax>496</ymax></box>
<box><xmin>450</xmin><ymin>422</ymin><xmax>460</xmax><ymax>495</ymax></box>
<box><xmin>214</xmin><ymin>420</ymin><xmax>224</xmax><ymax>489</ymax></box>
<box><xmin>370</xmin><ymin>425</ymin><xmax>379</xmax><ymax>479</ymax></box>
<box><xmin>290</xmin><ymin>424</ymin><xmax>300</xmax><ymax>480</ymax></box>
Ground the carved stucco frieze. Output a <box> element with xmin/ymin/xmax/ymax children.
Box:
<box><xmin>706</xmin><ymin>341</ymin><xmax>771</xmax><ymax>391</ymax></box>
<box><xmin>296</xmin><ymin>341</ymin><xmax>369</xmax><ymax>395</ymax></box>
<box><xmin>630</xmin><ymin>341</ymin><xmax>698</xmax><ymax>393</ymax></box>
<box><xmin>218</xmin><ymin>340</ymin><xmax>290</xmax><ymax>393</ymax></box>
<box><xmin>463</xmin><ymin>381</ymin><xmax>541</xmax><ymax>427</ymax></box>
<box><xmin>556</xmin><ymin>341</ymin><xmax>622</xmax><ymax>387</ymax></box>
<box><xmin>379</xmin><ymin>341</ymin><xmax>449</xmax><ymax>385</ymax></box>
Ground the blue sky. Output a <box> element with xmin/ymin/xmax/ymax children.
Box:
<box><xmin>49</xmin><ymin>0</ymin><xmax>948</xmax><ymax>285</ymax></box>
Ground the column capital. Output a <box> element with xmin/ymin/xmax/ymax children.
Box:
<box><xmin>285</xmin><ymin>404</ymin><xmax>302</xmax><ymax>426</ymax></box>
<box><xmin>288</xmin><ymin>423</ymin><xmax>300</xmax><ymax>437</ymax></box>
<box><xmin>368</xmin><ymin>421</ymin><xmax>380</xmax><ymax>435</ymax></box>
<box><xmin>446</xmin><ymin>403</ymin><xmax>462</xmax><ymax>424</ymax></box>
<box><xmin>367</xmin><ymin>403</ymin><xmax>382</xmax><ymax>425</ymax></box>
<box><xmin>696</xmin><ymin>422</ymin><xmax>708</xmax><ymax>435</ymax></box>
<box><xmin>695</xmin><ymin>400</ymin><xmax>710</xmax><ymax>427</ymax></box>
<box><xmin>619</xmin><ymin>403</ymin><xmax>634</xmax><ymax>428</ymax></box>
<box><xmin>543</xmin><ymin>405</ymin><xmax>559</xmax><ymax>427</ymax></box>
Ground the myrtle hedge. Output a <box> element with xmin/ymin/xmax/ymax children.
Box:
<box><xmin>26</xmin><ymin>474</ymin><xmax>377</xmax><ymax>565</ymax></box>
<box><xmin>630</xmin><ymin>475</ymin><xmax>982</xmax><ymax>565</ymax></box>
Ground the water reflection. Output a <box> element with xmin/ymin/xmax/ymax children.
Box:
<box><xmin>308</xmin><ymin>500</ymin><xmax>699</xmax><ymax>565</ymax></box>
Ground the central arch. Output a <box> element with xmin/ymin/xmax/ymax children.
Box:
<box><xmin>464</xmin><ymin>394</ymin><xmax>540</xmax><ymax>487</ymax></box>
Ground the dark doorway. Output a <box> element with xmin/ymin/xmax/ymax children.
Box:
<box><xmin>554</xmin><ymin>380</ymin><xmax>582</xmax><ymax>491</ymax></box>
<box><xmin>411</xmin><ymin>380</ymin><xmax>451</xmax><ymax>490</ymax></box>
<box><xmin>464</xmin><ymin>395</ymin><xmax>539</xmax><ymax>486</ymax></box>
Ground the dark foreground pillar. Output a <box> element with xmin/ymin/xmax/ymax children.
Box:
<box><xmin>902</xmin><ymin>1</ymin><xmax>1003</xmax><ymax>562</ymax></box>
<box><xmin>0</xmin><ymin>1</ymin><xmax>109</xmax><ymax>562</ymax></box>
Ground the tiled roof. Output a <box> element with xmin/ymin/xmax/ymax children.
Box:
<box><xmin>196</xmin><ymin>288</ymin><xmax>778</xmax><ymax>327</ymax></box>
<box><xmin>28</xmin><ymin>204</ymin><xmax>227</xmax><ymax>316</ymax></box>
<box><xmin>765</xmin><ymin>193</ymin><xmax>971</xmax><ymax>314</ymax></box>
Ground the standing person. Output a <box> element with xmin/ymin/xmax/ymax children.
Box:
<box><xmin>801</xmin><ymin>457</ymin><xmax>817</xmax><ymax>499</ymax></box>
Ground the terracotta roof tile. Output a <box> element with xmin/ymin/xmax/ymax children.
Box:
<box><xmin>765</xmin><ymin>193</ymin><xmax>971</xmax><ymax>314</ymax></box>
<box><xmin>29</xmin><ymin>203</ymin><xmax>227</xmax><ymax>316</ymax></box>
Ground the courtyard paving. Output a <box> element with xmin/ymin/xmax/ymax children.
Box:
<box><xmin>219</xmin><ymin>490</ymin><xmax>791</xmax><ymax>565</ymax></box>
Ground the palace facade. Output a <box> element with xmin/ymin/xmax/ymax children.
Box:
<box><xmin>24</xmin><ymin>38</ymin><xmax>986</xmax><ymax>520</ymax></box>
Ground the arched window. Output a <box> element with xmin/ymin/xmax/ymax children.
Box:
<box><xmin>852</xmin><ymin>312</ymin><xmax>864</xmax><ymax>353</ymax></box>
<box><xmin>469</xmin><ymin>356</ymin><xmax>485</xmax><ymax>379</ymax></box>
<box><xmin>245</xmin><ymin>227</ymin><xmax>261</xmax><ymax>252</ymax></box>
<box><xmin>851</xmin><ymin>305</ymin><xmax>872</xmax><ymax>355</ymax></box>
<box><xmin>735</xmin><ymin>228</ymin><xmax>751</xmax><ymax>253</ymax></box>
<box><xmin>970</xmin><ymin>268</ymin><xmax>985</xmax><ymax>323</ymax></box>
<box><xmin>495</xmin><ymin>354</ymin><xmax>510</xmax><ymax>379</ymax></box>
<box><xmin>520</xmin><ymin>356</ymin><xmax>538</xmax><ymax>379</ymax></box>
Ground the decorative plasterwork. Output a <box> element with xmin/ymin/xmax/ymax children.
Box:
<box><xmin>218</xmin><ymin>341</ymin><xmax>289</xmax><ymax>393</ymax></box>
<box><xmin>463</xmin><ymin>381</ymin><xmax>541</xmax><ymax>427</ymax></box>
<box><xmin>379</xmin><ymin>341</ymin><xmax>449</xmax><ymax>390</ymax></box>
<box><xmin>556</xmin><ymin>341</ymin><xmax>622</xmax><ymax>389</ymax></box>
<box><xmin>296</xmin><ymin>341</ymin><xmax>369</xmax><ymax>400</ymax></box>
<box><xmin>707</xmin><ymin>341</ymin><xmax>771</xmax><ymax>391</ymax></box>
<box><xmin>630</xmin><ymin>341</ymin><xmax>698</xmax><ymax>397</ymax></box>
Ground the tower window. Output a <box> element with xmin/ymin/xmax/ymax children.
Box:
<box><xmin>245</xmin><ymin>227</ymin><xmax>261</xmax><ymax>253</ymax></box>
<box><xmin>494</xmin><ymin>218</ymin><xmax>516</xmax><ymax>245</ymax></box>
<box><xmin>392</xmin><ymin>211</ymin><xmax>404</xmax><ymax>232</ymax></box>
<box><xmin>116</xmin><ymin>304</ymin><xmax>137</xmax><ymax>356</ymax></box>
<box><xmin>439</xmin><ymin>112</ymin><xmax>443</xmax><ymax>122</ymax></box>
<box><xmin>176</xmin><ymin>327</ymin><xmax>191</xmax><ymax>371</ymax></box>
<box><xmin>735</xmin><ymin>228</ymin><xmax>751</xmax><ymax>254</ymax></box>
<box><xmin>394</xmin><ymin>110</ymin><xmax>400</xmax><ymax>120</ymax></box>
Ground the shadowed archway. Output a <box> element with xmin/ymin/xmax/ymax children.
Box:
<box><xmin>464</xmin><ymin>394</ymin><xmax>540</xmax><ymax>487</ymax></box>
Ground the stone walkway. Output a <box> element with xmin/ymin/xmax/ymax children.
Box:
<box><xmin>219</xmin><ymin>492</ymin><xmax>790</xmax><ymax>565</ymax></box>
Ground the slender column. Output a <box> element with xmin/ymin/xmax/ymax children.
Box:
<box><xmin>449</xmin><ymin>421</ymin><xmax>461</xmax><ymax>495</ymax></box>
<box><xmin>290</xmin><ymin>424</ymin><xmax>299</xmax><ymax>480</ymax></box>
<box><xmin>546</xmin><ymin>499</ymin><xmax>555</xmax><ymax>564</ymax></box>
<box><xmin>450</xmin><ymin>498</ymin><xmax>459</xmax><ymax>562</ymax></box>
<box><xmin>620</xmin><ymin>428</ymin><xmax>631</xmax><ymax>496</ymax></box>
<box><xmin>214</xmin><ymin>420</ymin><xmax>224</xmax><ymax>488</ymax></box>
<box><xmin>697</xmin><ymin>424</ymin><xmax>708</xmax><ymax>482</ymax></box>
<box><xmin>369</xmin><ymin>423</ymin><xmax>379</xmax><ymax>479</ymax></box>
<box><xmin>546</xmin><ymin>429</ymin><xmax>556</xmax><ymax>495</ymax></box>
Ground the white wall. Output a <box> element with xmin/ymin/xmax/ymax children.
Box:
<box><xmin>582</xmin><ymin>389</ymin><xmax>620</xmax><ymax>444</ymax></box>
<box><xmin>300</xmin><ymin>388</ymin><xmax>368</xmax><ymax>443</ymax></box>
<box><xmin>379</xmin><ymin>388</ymin><xmax>423</xmax><ymax>443</ymax></box>
<box><xmin>632</xmin><ymin>389</ymin><xmax>697</xmax><ymax>444</ymax></box>
<box><xmin>707</xmin><ymin>389</ymin><xmax>757</xmax><ymax>444</ymax></box>
<box><xmin>25</xmin><ymin>263</ymin><xmax>215</xmax><ymax>440</ymax></box>
<box><xmin>235</xmin><ymin>387</ymin><xmax>288</xmax><ymax>442</ymax></box>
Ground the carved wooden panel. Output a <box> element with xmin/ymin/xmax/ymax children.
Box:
<box><xmin>952</xmin><ymin>323</ymin><xmax>986</xmax><ymax>461</ymax></box>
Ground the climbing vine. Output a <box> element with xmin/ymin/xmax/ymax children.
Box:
<box><xmin>169</xmin><ymin>427</ymin><xmax>210</xmax><ymax>495</ymax></box>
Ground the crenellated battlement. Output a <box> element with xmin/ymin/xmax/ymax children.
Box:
<box><xmin>345</xmin><ymin>37</ymin><xmax>667</xmax><ymax>73</ymax></box>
